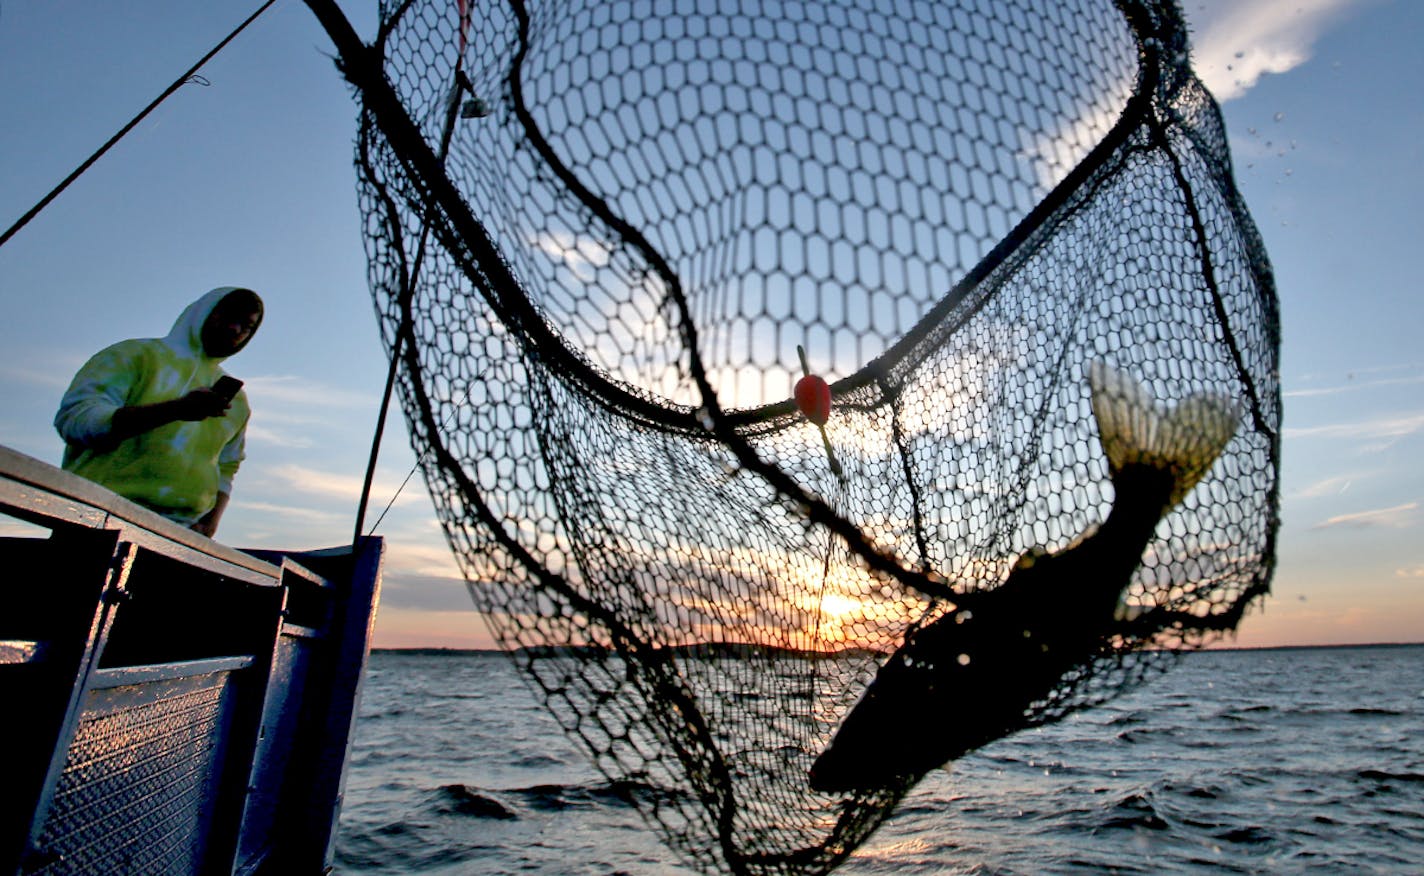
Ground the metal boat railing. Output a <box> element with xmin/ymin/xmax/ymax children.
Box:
<box><xmin>0</xmin><ymin>446</ymin><xmax>383</xmax><ymax>876</ymax></box>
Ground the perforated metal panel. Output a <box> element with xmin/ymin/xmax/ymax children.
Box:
<box><xmin>30</xmin><ymin>671</ymin><xmax>239</xmax><ymax>876</ymax></box>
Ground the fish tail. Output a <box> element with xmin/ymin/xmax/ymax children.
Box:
<box><xmin>1087</xmin><ymin>361</ymin><xmax>1241</xmax><ymax>507</ymax></box>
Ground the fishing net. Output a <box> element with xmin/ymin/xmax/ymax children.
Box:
<box><xmin>330</xmin><ymin>0</ymin><xmax>1280</xmax><ymax>871</ymax></box>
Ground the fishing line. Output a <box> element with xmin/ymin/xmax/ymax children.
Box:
<box><xmin>361</xmin><ymin>383</ymin><xmax>477</xmax><ymax>537</ymax></box>
<box><xmin>0</xmin><ymin>0</ymin><xmax>281</xmax><ymax>250</ymax></box>
<box><xmin>363</xmin><ymin>446</ymin><xmax>424</xmax><ymax>536</ymax></box>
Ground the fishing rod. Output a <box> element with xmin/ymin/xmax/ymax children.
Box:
<box><xmin>0</xmin><ymin>0</ymin><xmax>281</xmax><ymax>251</ymax></box>
<box><xmin>350</xmin><ymin>0</ymin><xmax>487</xmax><ymax>545</ymax></box>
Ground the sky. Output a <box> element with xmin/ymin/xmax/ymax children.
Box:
<box><xmin>0</xmin><ymin>0</ymin><xmax>1420</xmax><ymax>650</ymax></box>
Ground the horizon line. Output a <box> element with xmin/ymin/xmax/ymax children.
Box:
<box><xmin>370</xmin><ymin>640</ymin><xmax>1424</xmax><ymax>656</ymax></box>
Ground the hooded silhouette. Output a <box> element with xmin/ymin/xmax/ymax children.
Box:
<box><xmin>55</xmin><ymin>287</ymin><xmax>263</xmax><ymax>531</ymax></box>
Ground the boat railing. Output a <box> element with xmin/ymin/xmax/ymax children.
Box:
<box><xmin>0</xmin><ymin>446</ymin><xmax>383</xmax><ymax>876</ymax></box>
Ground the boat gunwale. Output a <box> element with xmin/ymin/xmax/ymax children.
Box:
<box><xmin>0</xmin><ymin>445</ymin><xmax>280</xmax><ymax>585</ymax></box>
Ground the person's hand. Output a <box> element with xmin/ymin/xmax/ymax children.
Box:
<box><xmin>190</xmin><ymin>492</ymin><xmax>228</xmax><ymax>539</ymax></box>
<box><xmin>110</xmin><ymin>389</ymin><xmax>232</xmax><ymax>441</ymax></box>
<box><xmin>168</xmin><ymin>387</ymin><xmax>232</xmax><ymax>421</ymax></box>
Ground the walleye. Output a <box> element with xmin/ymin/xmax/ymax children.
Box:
<box><xmin>809</xmin><ymin>362</ymin><xmax>1240</xmax><ymax>793</ymax></box>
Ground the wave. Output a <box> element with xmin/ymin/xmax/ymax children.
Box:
<box><xmin>334</xmin><ymin>814</ymin><xmax>485</xmax><ymax>871</ymax></box>
<box><xmin>1212</xmin><ymin>825</ymin><xmax>1274</xmax><ymax>845</ymax></box>
<box><xmin>1263</xmin><ymin>705</ymin><xmax>1409</xmax><ymax>721</ymax></box>
<box><xmin>358</xmin><ymin>706</ymin><xmax>409</xmax><ymax>720</ymax></box>
<box><xmin>424</xmin><ymin>692</ymin><xmax>495</xmax><ymax>701</ymax></box>
<box><xmin>436</xmin><ymin>784</ymin><xmax>518</xmax><ymax>819</ymax></box>
<box><xmin>1357</xmin><ymin>769</ymin><xmax>1424</xmax><ymax>784</ymax></box>
<box><xmin>428</xmin><ymin>778</ymin><xmax>686</xmax><ymax>819</ymax></box>
<box><xmin>1103</xmin><ymin>707</ymin><xmax>1149</xmax><ymax>727</ymax></box>
<box><xmin>339</xmin><ymin>645</ymin><xmax>1424</xmax><ymax>873</ymax></box>
<box><xmin>1216</xmin><ymin>704</ymin><xmax>1274</xmax><ymax>723</ymax></box>
<box><xmin>1114</xmin><ymin>726</ymin><xmax>1178</xmax><ymax>744</ymax></box>
<box><xmin>1160</xmin><ymin>778</ymin><xmax>1225</xmax><ymax>801</ymax></box>
<box><xmin>512</xmin><ymin>752</ymin><xmax>566</xmax><ymax>769</ymax></box>
<box><xmin>1094</xmin><ymin>792</ymin><xmax>1169</xmax><ymax>832</ymax></box>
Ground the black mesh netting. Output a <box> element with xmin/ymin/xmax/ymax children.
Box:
<box><xmin>326</xmin><ymin>0</ymin><xmax>1280</xmax><ymax>871</ymax></box>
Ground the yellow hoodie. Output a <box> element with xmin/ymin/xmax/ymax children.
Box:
<box><xmin>55</xmin><ymin>287</ymin><xmax>257</xmax><ymax>525</ymax></box>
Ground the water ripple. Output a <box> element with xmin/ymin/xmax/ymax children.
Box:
<box><xmin>339</xmin><ymin>645</ymin><xmax>1424</xmax><ymax>874</ymax></box>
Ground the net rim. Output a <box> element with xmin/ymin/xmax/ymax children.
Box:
<box><xmin>374</xmin><ymin>0</ymin><xmax>1165</xmax><ymax>437</ymax></box>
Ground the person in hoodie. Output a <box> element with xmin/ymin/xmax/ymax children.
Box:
<box><xmin>54</xmin><ymin>287</ymin><xmax>264</xmax><ymax>538</ymax></box>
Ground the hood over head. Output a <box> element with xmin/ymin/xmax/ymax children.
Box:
<box><xmin>163</xmin><ymin>286</ymin><xmax>264</xmax><ymax>361</ymax></box>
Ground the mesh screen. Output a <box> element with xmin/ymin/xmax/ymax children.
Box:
<box><xmin>340</xmin><ymin>0</ymin><xmax>1279</xmax><ymax>871</ymax></box>
<box><xmin>32</xmin><ymin>677</ymin><xmax>234</xmax><ymax>875</ymax></box>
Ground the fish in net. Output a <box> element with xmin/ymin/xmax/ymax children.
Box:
<box><xmin>312</xmin><ymin>0</ymin><xmax>1281</xmax><ymax>871</ymax></box>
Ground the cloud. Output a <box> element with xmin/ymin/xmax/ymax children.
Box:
<box><xmin>1396</xmin><ymin>566</ymin><xmax>1424</xmax><ymax>579</ymax></box>
<box><xmin>257</xmin><ymin>462</ymin><xmax>425</xmax><ymax>508</ymax></box>
<box><xmin>237</xmin><ymin>376</ymin><xmax>378</xmax><ymax>448</ymax></box>
<box><xmin>378</xmin><ymin>573</ymin><xmax>475</xmax><ymax>612</ymax></box>
<box><xmin>0</xmin><ymin>364</ymin><xmax>71</xmax><ymax>391</ymax></box>
<box><xmin>385</xmin><ymin>539</ymin><xmax>462</xmax><ymax>578</ymax></box>
<box><xmin>1186</xmin><ymin>0</ymin><xmax>1368</xmax><ymax>100</ymax></box>
<box><xmin>243</xmin><ymin>374</ymin><xmax>373</xmax><ymax>409</ymax></box>
<box><xmin>1017</xmin><ymin>69</ymin><xmax>1131</xmax><ymax>193</ymax></box>
<box><xmin>1291</xmin><ymin>474</ymin><xmax>1355</xmax><ymax>500</ymax></box>
<box><xmin>261</xmin><ymin>464</ymin><xmax>365</xmax><ymax>501</ymax></box>
<box><xmin>529</xmin><ymin>229</ymin><xmax>614</xmax><ymax>284</ymax></box>
<box><xmin>1312</xmin><ymin>502</ymin><xmax>1417</xmax><ymax>530</ymax></box>
<box><xmin>1284</xmin><ymin>373</ymin><xmax>1424</xmax><ymax>399</ymax></box>
<box><xmin>1018</xmin><ymin>0</ymin><xmax>1368</xmax><ymax>192</ymax></box>
<box><xmin>0</xmin><ymin>518</ymin><xmax>51</xmax><ymax>538</ymax></box>
<box><xmin>1284</xmin><ymin>412</ymin><xmax>1424</xmax><ymax>444</ymax></box>
<box><xmin>0</xmin><ymin>346</ymin><xmax>96</xmax><ymax>392</ymax></box>
<box><xmin>227</xmin><ymin>500</ymin><xmax>350</xmax><ymax>525</ymax></box>
<box><xmin>242</xmin><ymin>461</ymin><xmax>427</xmax><ymax>529</ymax></box>
<box><xmin>244</xmin><ymin>423</ymin><xmax>316</xmax><ymax>449</ymax></box>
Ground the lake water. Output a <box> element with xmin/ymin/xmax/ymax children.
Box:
<box><xmin>335</xmin><ymin>644</ymin><xmax>1423</xmax><ymax>874</ymax></box>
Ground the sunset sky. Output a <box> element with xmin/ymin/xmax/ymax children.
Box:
<box><xmin>1</xmin><ymin>0</ymin><xmax>1420</xmax><ymax>650</ymax></box>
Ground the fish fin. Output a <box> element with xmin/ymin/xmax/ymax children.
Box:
<box><xmin>1113</xmin><ymin>599</ymin><xmax>1148</xmax><ymax>623</ymax></box>
<box><xmin>1054</xmin><ymin>521</ymin><xmax>1102</xmax><ymax>557</ymax></box>
<box><xmin>1087</xmin><ymin>361</ymin><xmax>1241</xmax><ymax>507</ymax></box>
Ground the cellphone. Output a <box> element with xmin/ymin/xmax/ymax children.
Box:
<box><xmin>212</xmin><ymin>375</ymin><xmax>244</xmax><ymax>401</ymax></box>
